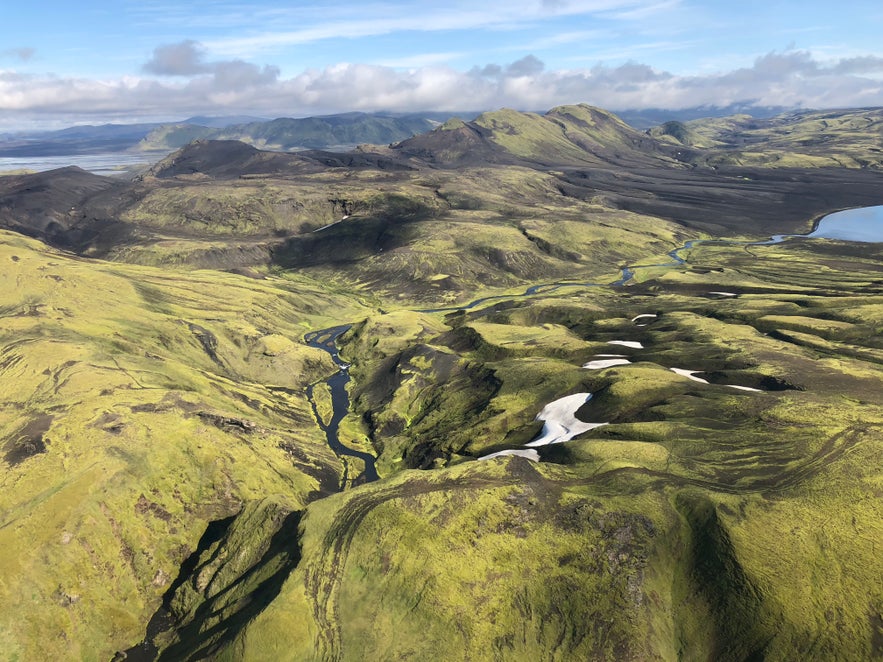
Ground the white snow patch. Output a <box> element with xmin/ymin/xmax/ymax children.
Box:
<box><xmin>631</xmin><ymin>314</ymin><xmax>657</xmax><ymax>322</ymax></box>
<box><xmin>312</xmin><ymin>215</ymin><xmax>350</xmax><ymax>233</ymax></box>
<box><xmin>478</xmin><ymin>448</ymin><xmax>540</xmax><ymax>462</ymax></box>
<box><xmin>608</xmin><ymin>340</ymin><xmax>643</xmax><ymax>349</ymax></box>
<box><xmin>525</xmin><ymin>393</ymin><xmax>607</xmax><ymax>447</ymax></box>
<box><xmin>727</xmin><ymin>384</ymin><xmax>762</xmax><ymax>392</ymax></box>
<box><xmin>593</xmin><ymin>354</ymin><xmax>627</xmax><ymax>358</ymax></box>
<box><xmin>708</xmin><ymin>291</ymin><xmax>738</xmax><ymax>297</ymax></box>
<box><xmin>670</xmin><ymin>367</ymin><xmax>709</xmax><ymax>384</ymax></box>
<box><xmin>583</xmin><ymin>358</ymin><xmax>631</xmax><ymax>369</ymax></box>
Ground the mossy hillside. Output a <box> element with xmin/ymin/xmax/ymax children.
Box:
<box><xmin>119</xmin><ymin>174</ymin><xmax>445</xmax><ymax>238</ymax></box>
<box><xmin>340</xmin><ymin>233</ymin><xmax>883</xmax><ymax>481</ymax></box>
<box><xmin>218</xmin><ymin>459</ymin><xmax>680</xmax><ymax>661</ymax></box>
<box><xmin>278</xmin><ymin>176</ymin><xmax>692</xmax><ymax>305</ymax></box>
<box><xmin>683</xmin><ymin>107</ymin><xmax>883</xmax><ymax>169</ymax></box>
<box><xmin>230</xmin><ymin>237</ymin><xmax>883</xmax><ymax>659</ymax></box>
<box><xmin>149</xmin><ymin>495</ymin><xmax>306</xmax><ymax>660</ymax></box>
<box><xmin>648</xmin><ymin>120</ymin><xmax>706</xmax><ymax>147</ymax></box>
<box><xmin>215</xmin><ymin>413</ymin><xmax>882</xmax><ymax>661</ymax></box>
<box><xmin>0</xmin><ymin>231</ymin><xmax>368</xmax><ymax>660</ymax></box>
<box><xmin>469</xmin><ymin>104</ymin><xmax>675</xmax><ymax>167</ymax></box>
<box><xmin>3</xmin><ymin>105</ymin><xmax>883</xmax><ymax>659</ymax></box>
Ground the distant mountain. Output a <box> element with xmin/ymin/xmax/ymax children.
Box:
<box><xmin>650</xmin><ymin>106</ymin><xmax>883</xmax><ymax>168</ymax></box>
<box><xmin>183</xmin><ymin>115</ymin><xmax>269</xmax><ymax>128</ymax></box>
<box><xmin>0</xmin><ymin>113</ymin><xmax>457</xmax><ymax>160</ymax></box>
<box><xmin>616</xmin><ymin>104</ymin><xmax>793</xmax><ymax>129</ymax></box>
<box><xmin>138</xmin><ymin>113</ymin><xmax>441</xmax><ymax>152</ymax></box>
<box><xmin>0</xmin><ymin>123</ymin><xmax>165</xmax><ymax>157</ymax></box>
<box><xmin>0</xmin><ymin>106</ymin><xmax>814</xmax><ymax>163</ymax></box>
<box><xmin>6</xmin><ymin>103</ymin><xmax>883</xmax><ymax>264</ymax></box>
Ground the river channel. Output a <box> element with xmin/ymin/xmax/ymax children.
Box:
<box><xmin>304</xmin><ymin>205</ymin><xmax>883</xmax><ymax>484</ymax></box>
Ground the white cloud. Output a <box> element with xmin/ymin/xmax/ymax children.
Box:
<box><xmin>2</xmin><ymin>48</ymin><xmax>883</xmax><ymax>128</ymax></box>
<box><xmin>143</xmin><ymin>41</ymin><xmax>210</xmax><ymax>76</ymax></box>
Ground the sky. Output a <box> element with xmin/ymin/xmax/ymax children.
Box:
<box><xmin>1</xmin><ymin>0</ymin><xmax>883</xmax><ymax>130</ymax></box>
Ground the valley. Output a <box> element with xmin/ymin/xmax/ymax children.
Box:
<box><xmin>0</xmin><ymin>104</ymin><xmax>881</xmax><ymax>660</ymax></box>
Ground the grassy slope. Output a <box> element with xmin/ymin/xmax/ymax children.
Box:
<box><xmin>0</xmin><ymin>230</ymin><xmax>370</xmax><ymax>660</ymax></box>
<box><xmin>680</xmin><ymin>108</ymin><xmax>883</xmax><ymax>168</ymax></box>
<box><xmin>212</xmin><ymin>234</ymin><xmax>883</xmax><ymax>660</ymax></box>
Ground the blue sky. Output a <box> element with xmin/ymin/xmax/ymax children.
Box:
<box><xmin>1</xmin><ymin>0</ymin><xmax>882</xmax><ymax>129</ymax></box>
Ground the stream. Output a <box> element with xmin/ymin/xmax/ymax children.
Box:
<box><xmin>305</xmin><ymin>205</ymin><xmax>883</xmax><ymax>481</ymax></box>
<box><xmin>304</xmin><ymin>325</ymin><xmax>379</xmax><ymax>484</ymax></box>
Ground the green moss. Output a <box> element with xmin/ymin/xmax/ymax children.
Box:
<box><xmin>0</xmin><ymin>231</ymin><xmax>364</xmax><ymax>659</ymax></box>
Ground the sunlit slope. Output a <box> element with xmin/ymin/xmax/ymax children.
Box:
<box><xmin>0</xmin><ymin>230</ymin><xmax>366</xmax><ymax>660</ymax></box>
<box><xmin>188</xmin><ymin>234</ymin><xmax>883</xmax><ymax>660</ymax></box>
<box><xmin>665</xmin><ymin>107</ymin><xmax>883</xmax><ymax>168</ymax></box>
<box><xmin>271</xmin><ymin>167</ymin><xmax>690</xmax><ymax>304</ymax></box>
<box><xmin>221</xmin><ymin>428</ymin><xmax>880</xmax><ymax>661</ymax></box>
<box><xmin>395</xmin><ymin>103</ymin><xmax>678</xmax><ymax>167</ymax></box>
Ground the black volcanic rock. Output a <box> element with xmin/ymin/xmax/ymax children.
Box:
<box><xmin>393</xmin><ymin>117</ymin><xmax>514</xmax><ymax>167</ymax></box>
<box><xmin>143</xmin><ymin>140</ymin><xmax>268</xmax><ymax>179</ymax></box>
<box><xmin>0</xmin><ymin>166</ymin><xmax>133</xmax><ymax>251</ymax></box>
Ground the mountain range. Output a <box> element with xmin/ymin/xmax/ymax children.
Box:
<box><xmin>0</xmin><ymin>105</ymin><xmax>795</xmax><ymax>162</ymax></box>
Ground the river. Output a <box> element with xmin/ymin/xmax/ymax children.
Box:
<box><xmin>305</xmin><ymin>205</ymin><xmax>883</xmax><ymax>483</ymax></box>
<box><xmin>304</xmin><ymin>326</ymin><xmax>379</xmax><ymax>485</ymax></box>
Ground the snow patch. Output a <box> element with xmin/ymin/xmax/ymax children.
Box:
<box><xmin>583</xmin><ymin>358</ymin><xmax>631</xmax><ymax>369</ymax></box>
<box><xmin>670</xmin><ymin>367</ymin><xmax>709</xmax><ymax>384</ymax></box>
<box><xmin>525</xmin><ymin>393</ymin><xmax>608</xmax><ymax>447</ymax></box>
<box><xmin>608</xmin><ymin>340</ymin><xmax>643</xmax><ymax>349</ymax></box>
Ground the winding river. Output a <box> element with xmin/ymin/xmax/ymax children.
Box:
<box><xmin>304</xmin><ymin>326</ymin><xmax>379</xmax><ymax>484</ymax></box>
<box><xmin>305</xmin><ymin>205</ymin><xmax>883</xmax><ymax>482</ymax></box>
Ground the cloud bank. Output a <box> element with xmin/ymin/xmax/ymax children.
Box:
<box><xmin>2</xmin><ymin>45</ymin><xmax>883</xmax><ymax>127</ymax></box>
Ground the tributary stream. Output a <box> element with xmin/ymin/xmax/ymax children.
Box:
<box><xmin>305</xmin><ymin>205</ymin><xmax>883</xmax><ymax>483</ymax></box>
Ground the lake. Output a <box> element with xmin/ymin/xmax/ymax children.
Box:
<box><xmin>809</xmin><ymin>205</ymin><xmax>883</xmax><ymax>242</ymax></box>
<box><xmin>0</xmin><ymin>153</ymin><xmax>153</xmax><ymax>176</ymax></box>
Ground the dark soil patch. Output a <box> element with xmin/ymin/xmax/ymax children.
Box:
<box><xmin>4</xmin><ymin>414</ymin><xmax>52</xmax><ymax>465</ymax></box>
